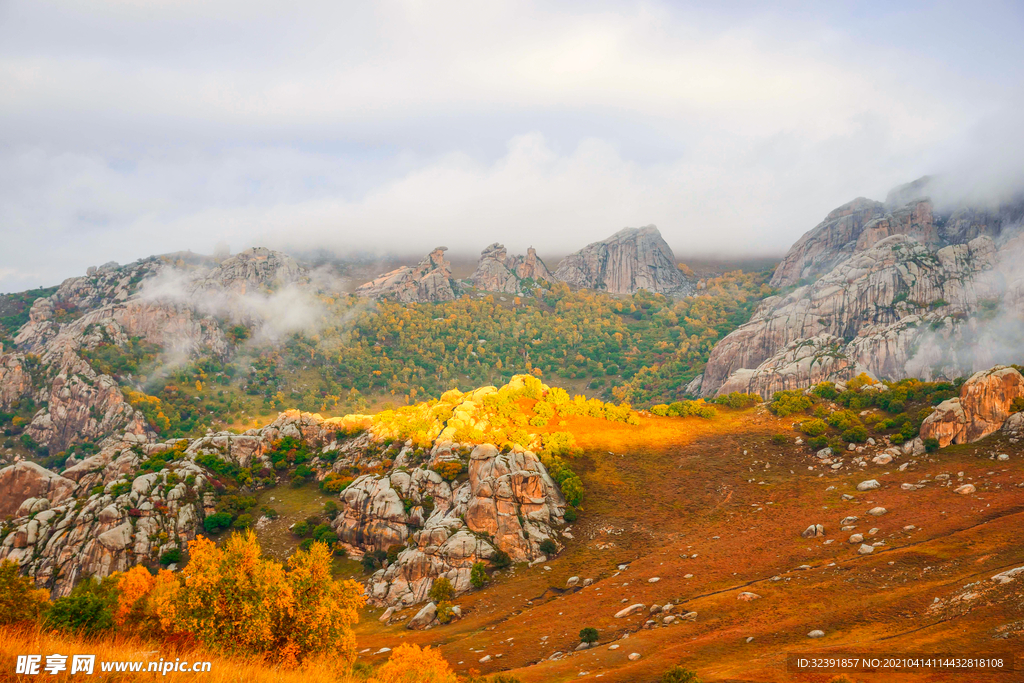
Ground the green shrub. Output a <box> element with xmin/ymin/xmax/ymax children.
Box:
<box><xmin>491</xmin><ymin>549</ymin><xmax>511</xmax><ymax>569</ymax></box>
<box><xmin>202</xmin><ymin>512</ymin><xmax>232</xmax><ymax>534</ymax></box>
<box><xmin>44</xmin><ymin>578</ymin><xmax>116</xmax><ymax>636</ymax></box>
<box><xmin>231</xmin><ymin>513</ymin><xmax>253</xmax><ymax>530</ymax></box>
<box><xmin>924</xmin><ymin>437</ymin><xmax>940</xmax><ymax>452</ymax></box>
<box><xmin>436</xmin><ymin>599</ymin><xmax>455</xmax><ymax>624</ymax></box>
<box><xmin>768</xmin><ymin>390</ymin><xmax>813</xmax><ymax>417</ymax></box>
<box><xmin>563</xmin><ymin>506</ymin><xmax>577</xmax><ymax>523</ymax></box>
<box><xmin>159</xmin><ymin>549</ymin><xmax>182</xmax><ymax>566</ymax></box>
<box><xmin>841</xmin><ymin>426</ymin><xmax>868</xmax><ymax>443</ymax></box>
<box><xmin>292</xmin><ymin>520</ymin><xmax>310</xmax><ymax>537</ymax></box>
<box><xmin>386</xmin><ymin>545</ymin><xmax>404</xmax><ymax>564</ymax></box>
<box><xmin>807</xmin><ymin>436</ymin><xmax>828</xmax><ymax>450</ymax></box>
<box><xmin>429</xmin><ymin>577</ymin><xmax>455</xmax><ymax>603</ymax></box>
<box><xmin>714</xmin><ymin>392</ymin><xmax>760</xmax><ymax>409</ymax></box>
<box><xmin>323</xmin><ymin>501</ymin><xmax>339</xmax><ymax>519</ymax></box>
<box><xmin>539</xmin><ymin>539</ymin><xmax>557</xmax><ymax>556</ymax></box>
<box><xmin>579</xmin><ymin>626</ymin><xmax>599</xmax><ymax>644</ymax></box>
<box><xmin>800</xmin><ymin>419</ymin><xmax>828</xmax><ymax>437</ymax></box>
<box><xmin>0</xmin><ymin>560</ymin><xmax>49</xmax><ymax>624</ymax></box>
<box><xmin>771</xmin><ymin>434</ymin><xmax>787</xmax><ymax>445</ymax></box>
<box><xmin>811</xmin><ymin>382</ymin><xmax>838</xmax><ymax>400</ymax></box>
<box><xmin>470</xmin><ymin>562</ymin><xmax>489</xmax><ymax>589</ymax></box>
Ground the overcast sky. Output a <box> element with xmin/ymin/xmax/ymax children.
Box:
<box><xmin>2</xmin><ymin>1</ymin><xmax>1023</xmax><ymax>292</ymax></box>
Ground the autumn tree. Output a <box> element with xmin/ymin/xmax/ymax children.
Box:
<box><xmin>370</xmin><ymin>643</ymin><xmax>458</xmax><ymax>683</ymax></box>
<box><xmin>0</xmin><ymin>560</ymin><xmax>49</xmax><ymax>624</ymax></box>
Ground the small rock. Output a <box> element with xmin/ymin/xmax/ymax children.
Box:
<box><xmin>479</xmin><ymin>655</ymin><xmax>491</xmax><ymax>663</ymax></box>
<box><xmin>566</xmin><ymin>576</ymin><xmax>580</xmax><ymax>587</ymax></box>
<box><xmin>628</xmin><ymin>653</ymin><xmax>641</xmax><ymax>661</ymax></box>
<box><xmin>808</xmin><ymin>630</ymin><xmax>825</xmax><ymax>638</ymax></box>
<box><xmin>858</xmin><ymin>544</ymin><xmax>875</xmax><ymax>555</ymax></box>
<box><xmin>575</xmin><ymin>642</ymin><xmax>590</xmax><ymax>651</ymax></box>
<box><xmin>857</xmin><ymin>479</ymin><xmax>881</xmax><ymax>491</ymax></box>
<box><xmin>816</xmin><ymin>447</ymin><xmax>833</xmax><ymax>459</ymax></box>
<box><xmin>872</xmin><ymin>454</ymin><xmax>892</xmax><ymax>465</ymax></box>
<box><xmin>841</xmin><ymin>494</ymin><xmax>855</xmax><ymax>500</ymax></box>
<box><xmin>848</xmin><ymin>533</ymin><xmax>864</xmax><ymax>544</ymax></box>
<box><xmin>801</xmin><ymin>524</ymin><xmax>825</xmax><ymax>538</ymax></box>
<box><xmin>840</xmin><ymin>516</ymin><xmax>858</xmax><ymax>525</ymax></box>
<box><xmin>955</xmin><ymin>484</ymin><xmax>976</xmax><ymax>495</ymax></box>
<box><xmin>746</xmin><ymin>636</ymin><xmax>754</xmax><ymax>643</ymax></box>
<box><xmin>737</xmin><ymin>592</ymin><xmax>761</xmax><ymax>601</ymax></box>
<box><xmin>867</xmin><ymin>507</ymin><xmax>887</xmax><ymax>516</ymax></box>
<box><xmin>998</xmin><ymin>454</ymin><xmax>1010</xmax><ymax>461</ymax></box>
<box><xmin>648</xmin><ymin>577</ymin><xmax>660</xmax><ymax>583</ymax></box>
<box><xmin>608</xmin><ymin>644</ymin><xmax>619</xmax><ymax>650</ymax></box>
<box><xmin>582</xmin><ymin>578</ymin><xmax>593</xmax><ymax>587</ymax></box>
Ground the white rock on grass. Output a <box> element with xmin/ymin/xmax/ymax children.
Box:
<box><xmin>628</xmin><ymin>653</ymin><xmax>641</xmax><ymax>661</ymax></box>
<box><xmin>857</xmin><ymin>479</ymin><xmax>881</xmax><ymax>491</ymax></box>
<box><xmin>867</xmin><ymin>507</ymin><xmax>887</xmax><ymax>516</ymax></box>
<box><xmin>808</xmin><ymin>630</ymin><xmax>825</xmax><ymax>638</ymax></box>
<box><xmin>955</xmin><ymin>484</ymin><xmax>976</xmax><ymax>495</ymax></box>
<box><xmin>858</xmin><ymin>544</ymin><xmax>875</xmax><ymax>555</ymax></box>
<box><xmin>614</xmin><ymin>604</ymin><xmax>646</xmax><ymax>618</ymax></box>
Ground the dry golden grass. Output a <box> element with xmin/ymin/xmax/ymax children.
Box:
<box><xmin>0</xmin><ymin>625</ymin><xmax>362</xmax><ymax>683</ymax></box>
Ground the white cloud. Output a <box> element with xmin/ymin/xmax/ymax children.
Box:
<box><xmin>1</xmin><ymin>1</ymin><xmax>1023</xmax><ymax>291</ymax></box>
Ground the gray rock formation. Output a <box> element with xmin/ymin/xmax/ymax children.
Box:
<box><xmin>468</xmin><ymin>244</ymin><xmax>553</xmax><ymax>293</ymax></box>
<box><xmin>553</xmin><ymin>226</ymin><xmax>693</xmax><ymax>295</ymax></box>
<box><xmin>355</xmin><ymin>247</ymin><xmax>459</xmax><ymax>303</ymax></box>
<box><xmin>920</xmin><ymin>366</ymin><xmax>1024</xmax><ymax>447</ymax></box>
<box><xmin>344</xmin><ymin>441</ymin><xmax>565</xmax><ymax>608</ymax></box>
<box><xmin>703</xmin><ymin>180</ymin><xmax>1024</xmax><ymax>398</ymax></box>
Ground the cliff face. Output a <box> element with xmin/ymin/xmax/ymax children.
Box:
<box><xmin>920</xmin><ymin>366</ymin><xmax>1024</xmax><ymax>447</ymax></box>
<box><xmin>355</xmin><ymin>247</ymin><xmax>459</xmax><ymax>303</ymax></box>
<box><xmin>553</xmin><ymin>226</ymin><xmax>693</xmax><ymax>295</ymax></box>
<box><xmin>0</xmin><ymin>247</ymin><xmax>306</xmax><ymax>452</ymax></box>
<box><xmin>468</xmin><ymin>244</ymin><xmax>553</xmax><ymax>293</ymax></box>
<box><xmin>703</xmin><ymin>180</ymin><xmax>1024</xmax><ymax>398</ymax></box>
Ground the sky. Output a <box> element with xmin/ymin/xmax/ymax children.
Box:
<box><xmin>2</xmin><ymin>0</ymin><xmax>1024</xmax><ymax>292</ymax></box>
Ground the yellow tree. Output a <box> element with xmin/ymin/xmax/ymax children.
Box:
<box><xmin>370</xmin><ymin>643</ymin><xmax>458</xmax><ymax>683</ymax></box>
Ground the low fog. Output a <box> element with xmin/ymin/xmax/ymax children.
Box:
<box><xmin>2</xmin><ymin>1</ymin><xmax>1024</xmax><ymax>291</ymax></box>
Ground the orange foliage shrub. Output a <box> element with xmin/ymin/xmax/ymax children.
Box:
<box><xmin>114</xmin><ymin>566</ymin><xmax>179</xmax><ymax>634</ymax></box>
<box><xmin>170</xmin><ymin>531</ymin><xmax>364</xmax><ymax>667</ymax></box>
<box><xmin>369</xmin><ymin>643</ymin><xmax>458</xmax><ymax>683</ymax></box>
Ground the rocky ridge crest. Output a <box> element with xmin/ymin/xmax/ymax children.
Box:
<box><xmin>553</xmin><ymin>226</ymin><xmax>693</xmax><ymax>295</ymax></box>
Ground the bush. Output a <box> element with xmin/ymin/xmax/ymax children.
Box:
<box><xmin>323</xmin><ymin>501</ymin><xmax>339</xmax><ymax>519</ymax></box>
<box><xmin>841</xmin><ymin>426</ymin><xmax>868</xmax><ymax>443</ymax></box>
<box><xmin>771</xmin><ymin>434</ymin><xmax>787</xmax><ymax>445</ymax></box>
<box><xmin>924</xmin><ymin>437</ymin><xmax>940</xmax><ymax>452</ymax></box>
<box><xmin>372</xmin><ymin>643</ymin><xmax>457</xmax><ymax>683</ymax></box>
<box><xmin>202</xmin><ymin>512</ymin><xmax>233</xmax><ymax>534</ymax></box>
<box><xmin>539</xmin><ymin>539</ymin><xmax>557</xmax><ymax>556</ymax></box>
<box><xmin>386</xmin><ymin>545</ymin><xmax>404</xmax><ymax>565</ymax></box>
<box><xmin>0</xmin><ymin>560</ymin><xmax>49</xmax><ymax>624</ymax></box>
<box><xmin>807</xmin><ymin>436</ymin><xmax>828</xmax><ymax>450</ymax></box>
<box><xmin>579</xmin><ymin>626</ymin><xmax>599</xmax><ymax>644</ymax></box>
<box><xmin>768</xmin><ymin>390</ymin><xmax>813</xmax><ymax>417</ymax></box>
<box><xmin>232</xmin><ymin>513</ymin><xmax>253</xmax><ymax>530</ymax></box>
<box><xmin>159</xmin><ymin>549</ymin><xmax>182</xmax><ymax>566</ymax></box>
<box><xmin>714</xmin><ymin>392</ymin><xmax>760</xmax><ymax>409</ymax></box>
<box><xmin>292</xmin><ymin>521</ymin><xmax>310</xmax><ymax>537</ymax></box>
<box><xmin>429</xmin><ymin>577</ymin><xmax>455</xmax><ymax>604</ymax></box>
<box><xmin>1012</xmin><ymin>397</ymin><xmax>1024</xmax><ymax>413</ymax></box>
<box><xmin>563</xmin><ymin>506</ymin><xmax>577</xmax><ymax>523</ymax></box>
<box><xmin>491</xmin><ymin>549</ymin><xmax>511</xmax><ymax>569</ymax></box>
<box><xmin>433</xmin><ymin>460</ymin><xmax>464</xmax><ymax>481</ymax></box>
<box><xmin>45</xmin><ymin>577</ymin><xmax>117</xmax><ymax>636</ymax></box>
<box><xmin>662</xmin><ymin>666</ymin><xmax>702</xmax><ymax>683</ymax></box>
<box><xmin>321</xmin><ymin>472</ymin><xmax>353</xmax><ymax>493</ymax></box>
<box><xmin>811</xmin><ymin>382</ymin><xmax>838</xmax><ymax>400</ymax></box>
<box><xmin>436</xmin><ymin>600</ymin><xmax>455</xmax><ymax>624</ymax></box>
<box><xmin>470</xmin><ymin>562</ymin><xmax>489</xmax><ymax>589</ymax></box>
<box><xmin>800</xmin><ymin>419</ymin><xmax>828</xmax><ymax>437</ymax></box>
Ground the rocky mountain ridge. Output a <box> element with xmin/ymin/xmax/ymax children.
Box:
<box><xmin>553</xmin><ymin>225</ymin><xmax>694</xmax><ymax>296</ymax></box>
<box><xmin>702</xmin><ymin>179</ymin><xmax>1024</xmax><ymax>398</ymax></box>
<box><xmin>467</xmin><ymin>243</ymin><xmax>553</xmax><ymax>294</ymax></box>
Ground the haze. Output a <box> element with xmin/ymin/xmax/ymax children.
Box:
<box><xmin>2</xmin><ymin>0</ymin><xmax>1024</xmax><ymax>292</ymax></box>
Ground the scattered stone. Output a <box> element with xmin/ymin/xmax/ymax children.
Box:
<box><xmin>737</xmin><ymin>592</ymin><xmax>761</xmax><ymax>602</ymax></box>
<box><xmin>817</xmin><ymin>447</ymin><xmax>833</xmax><ymax>459</ymax></box>
<box><xmin>582</xmin><ymin>578</ymin><xmax>594</xmax><ymax>587</ymax></box>
<box><xmin>857</xmin><ymin>480</ymin><xmax>881</xmax><ymax>491</ymax></box>
<box><xmin>858</xmin><ymin>544</ymin><xmax>875</xmax><ymax>555</ymax></box>
<box><xmin>841</xmin><ymin>494</ymin><xmax>855</xmax><ymax>501</ymax></box>
<box><xmin>840</xmin><ymin>515</ymin><xmax>859</xmax><ymax>525</ymax></box>
<box><xmin>408</xmin><ymin>602</ymin><xmax>437</xmax><ymax>630</ymax></box>
<box><xmin>801</xmin><ymin>524</ymin><xmax>825</xmax><ymax>538</ymax></box>
<box><xmin>379</xmin><ymin>606</ymin><xmax>395</xmax><ymax>623</ymax></box>
<box><xmin>746</xmin><ymin>636</ymin><xmax>754</xmax><ymax>643</ymax></box>
<box><xmin>628</xmin><ymin>653</ymin><xmax>641</xmax><ymax>661</ymax></box>
<box><xmin>566</xmin><ymin>576</ymin><xmax>580</xmax><ymax>587</ymax></box>
<box><xmin>808</xmin><ymin>630</ymin><xmax>825</xmax><ymax>638</ymax></box>
<box><xmin>872</xmin><ymin>454</ymin><xmax>893</xmax><ymax>465</ymax></box>
<box><xmin>955</xmin><ymin>484</ymin><xmax>976</xmax><ymax>495</ymax></box>
<box><xmin>867</xmin><ymin>507</ymin><xmax>887</xmax><ymax>516</ymax></box>
<box><xmin>848</xmin><ymin>533</ymin><xmax>864</xmax><ymax>544</ymax></box>
<box><xmin>614</xmin><ymin>604</ymin><xmax>646</xmax><ymax>619</ymax></box>
<box><xmin>608</xmin><ymin>644</ymin><xmax>619</xmax><ymax>650</ymax></box>
<box><xmin>648</xmin><ymin>577</ymin><xmax>660</xmax><ymax>583</ymax></box>
<box><xmin>575</xmin><ymin>642</ymin><xmax>591</xmax><ymax>651</ymax></box>
<box><xmin>998</xmin><ymin>453</ymin><xmax>1010</xmax><ymax>461</ymax></box>
<box><xmin>479</xmin><ymin>655</ymin><xmax>491</xmax><ymax>663</ymax></box>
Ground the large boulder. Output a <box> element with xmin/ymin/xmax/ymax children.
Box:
<box><xmin>0</xmin><ymin>461</ymin><xmax>77</xmax><ymax>518</ymax></box>
<box><xmin>920</xmin><ymin>366</ymin><xmax>1024</xmax><ymax>447</ymax></box>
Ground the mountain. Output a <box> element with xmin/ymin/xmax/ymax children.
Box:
<box><xmin>553</xmin><ymin>225</ymin><xmax>694</xmax><ymax>295</ymax></box>
<box><xmin>701</xmin><ymin>178</ymin><xmax>1024</xmax><ymax>398</ymax></box>
<box><xmin>467</xmin><ymin>243</ymin><xmax>553</xmax><ymax>293</ymax></box>
<box><xmin>354</xmin><ymin>247</ymin><xmax>460</xmax><ymax>303</ymax></box>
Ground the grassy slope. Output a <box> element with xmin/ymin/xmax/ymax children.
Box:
<box><xmin>348</xmin><ymin>408</ymin><xmax>1024</xmax><ymax>682</ymax></box>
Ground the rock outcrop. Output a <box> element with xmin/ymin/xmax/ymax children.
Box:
<box><xmin>0</xmin><ymin>247</ymin><xmax>307</xmax><ymax>451</ymax></box>
<box><xmin>553</xmin><ymin>226</ymin><xmax>693</xmax><ymax>295</ymax></box>
<box><xmin>342</xmin><ymin>441</ymin><xmax>565</xmax><ymax>608</ymax></box>
<box><xmin>920</xmin><ymin>366</ymin><xmax>1024</xmax><ymax>447</ymax></box>
<box><xmin>355</xmin><ymin>248</ymin><xmax>459</xmax><ymax>303</ymax></box>
<box><xmin>468</xmin><ymin>244</ymin><xmax>553</xmax><ymax>293</ymax></box>
<box><xmin>703</xmin><ymin>179</ymin><xmax>1024</xmax><ymax>398</ymax></box>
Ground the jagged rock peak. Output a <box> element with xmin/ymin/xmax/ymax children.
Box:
<box><xmin>553</xmin><ymin>225</ymin><xmax>693</xmax><ymax>295</ymax></box>
<box><xmin>355</xmin><ymin>247</ymin><xmax>459</xmax><ymax>303</ymax></box>
<box><xmin>188</xmin><ymin>247</ymin><xmax>305</xmax><ymax>294</ymax></box>
<box><xmin>469</xmin><ymin>243</ymin><xmax>553</xmax><ymax>293</ymax></box>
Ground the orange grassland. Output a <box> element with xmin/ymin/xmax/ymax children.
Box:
<box><xmin>352</xmin><ymin>406</ymin><xmax>1024</xmax><ymax>683</ymax></box>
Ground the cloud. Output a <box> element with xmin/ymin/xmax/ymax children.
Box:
<box><xmin>1</xmin><ymin>1</ymin><xmax>1023</xmax><ymax>291</ymax></box>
